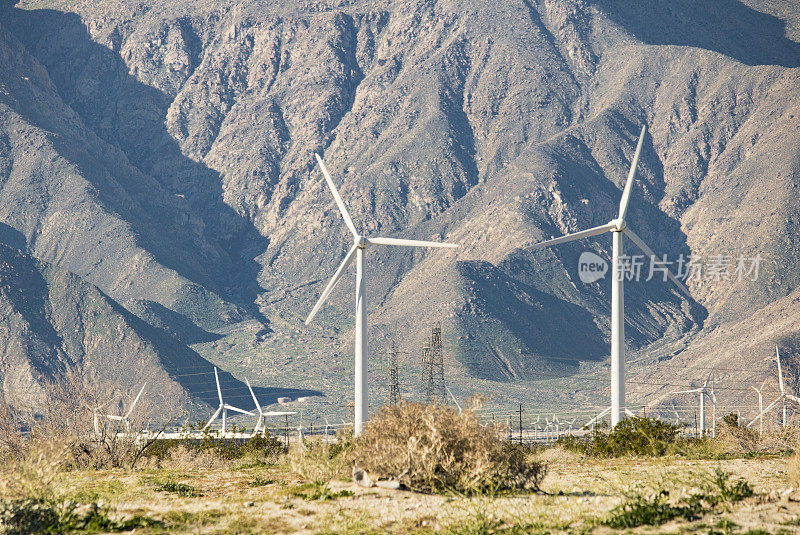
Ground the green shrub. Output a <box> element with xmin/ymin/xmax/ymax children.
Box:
<box><xmin>0</xmin><ymin>498</ymin><xmax>59</xmax><ymax>535</ymax></box>
<box><xmin>140</xmin><ymin>432</ymin><xmax>286</xmax><ymax>464</ymax></box>
<box><xmin>559</xmin><ymin>417</ymin><xmax>680</xmax><ymax>457</ymax></box>
<box><xmin>0</xmin><ymin>499</ymin><xmax>160</xmax><ymax>534</ymax></box>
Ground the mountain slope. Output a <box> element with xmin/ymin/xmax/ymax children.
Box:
<box><xmin>0</xmin><ymin>0</ymin><xmax>798</xmax><ymax>416</ymax></box>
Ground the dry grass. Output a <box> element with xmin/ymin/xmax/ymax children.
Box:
<box><xmin>354</xmin><ymin>403</ymin><xmax>546</xmax><ymax>494</ymax></box>
<box><xmin>0</xmin><ymin>436</ymin><xmax>70</xmax><ymax>500</ymax></box>
<box><xmin>787</xmin><ymin>450</ymin><xmax>800</xmax><ymax>486</ymax></box>
<box><xmin>289</xmin><ymin>431</ymin><xmax>355</xmax><ymax>484</ymax></box>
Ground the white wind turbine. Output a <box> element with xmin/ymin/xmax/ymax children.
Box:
<box><xmin>203</xmin><ymin>368</ymin><xmax>253</xmax><ymax>434</ymax></box>
<box><xmin>532</xmin><ymin>124</ymin><xmax>690</xmax><ymax>426</ymax></box>
<box><xmin>672</xmin><ymin>374</ymin><xmax>711</xmax><ymax>437</ymax></box>
<box><xmin>85</xmin><ymin>399</ymin><xmax>113</xmax><ymax>436</ymax></box>
<box><xmin>105</xmin><ymin>383</ymin><xmax>147</xmax><ymax>432</ymax></box>
<box><xmin>245</xmin><ymin>378</ymin><xmax>296</xmax><ymax>437</ymax></box>
<box><xmin>749</xmin><ymin>346</ymin><xmax>800</xmax><ymax>430</ymax></box>
<box><xmin>305</xmin><ymin>153</ymin><xmax>458</xmax><ymax>435</ymax></box>
<box><xmin>748</xmin><ymin>378</ymin><xmax>769</xmax><ymax>435</ymax></box>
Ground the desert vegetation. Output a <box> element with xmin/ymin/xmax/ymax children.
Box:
<box><xmin>0</xmin><ymin>387</ymin><xmax>798</xmax><ymax>534</ymax></box>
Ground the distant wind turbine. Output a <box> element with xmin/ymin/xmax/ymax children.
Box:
<box><xmin>245</xmin><ymin>378</ymin><xmax>296</xmax><ymax>437</ymax></box>
<box><xmin>672</xmin><ymin>373</ymin><xmax>712</xmax><ymax>436</ymax></box>
<box><xmin>532</xmin><ymin>124</ymin><xmax>690</xmax><ymax>427</ymax></box>
<box><xmin>749</xmin><ymin>378</ymin><xmax>769</xmax><ymax>435</ymax></box>
<box><xmin>748</xmin><ymin>346</ymin><xmax>800</xmax><ymax>430</ymax></box>
<box><xmin>305</xmin><ymin>153</ymin><xmax>458</xmax><ymax>435</ymax></box>
<box><xmin>105</xmin><ymin>383</ymin><xmax>146</xmax><ymax>432</ymax></box>
<box><xmin>203</xmin><ymin>368</ymin><xmax>253</xmax><ymax>434</ymax></box>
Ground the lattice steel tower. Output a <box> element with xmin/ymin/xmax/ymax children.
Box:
<box><xmin>387</xmin><ymin>340</ymin><xmax>399</xmax><ymax>405</ymax></box>
<box><xmin>420</xmin><ymin>322</ymin><xmax>447</xmax><ymax>404</ymax></box>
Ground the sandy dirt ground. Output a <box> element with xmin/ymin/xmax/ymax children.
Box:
<box><xmin>55</xmin><ymin>452</ymin><xmax>800</xmax><ymax>533</ymax></box>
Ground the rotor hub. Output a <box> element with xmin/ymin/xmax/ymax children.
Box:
<box><xmin>355</xmin><ymin>235</ymin><xmax>367</xmax><ymax>249</ymax></box>
<box><xmin>612</xmin><ymin>218</ymin><xmax>626</xmax><ymax>232</ymax></box>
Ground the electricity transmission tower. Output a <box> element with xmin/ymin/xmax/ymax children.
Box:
<box><xmin>420</xmin><ymin>322</ymin><xmax>447</xmax><ymax>404</ymax></box>
<box><xmin>387</xmin><ymin>340</ymin><xmax>399</xmax><ymax>405</ymax></box>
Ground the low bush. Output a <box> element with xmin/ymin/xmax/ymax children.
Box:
<box><xmin>560</xmin><ymin>417</ymin><xmax>680</xmax><ymax>457</ymax></box>
<box><xmin>353</xmin><ymin>403</ymin><xmax>546</xmax><ymax>494</ymax></box>
<box><xmin>139</xmin><ymin>432</ymin><xmax>286</xmax><ymax>469</ymax></box>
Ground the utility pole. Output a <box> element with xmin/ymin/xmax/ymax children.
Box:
<box><xmin>420</xmin><ymin>322</ymin><xmax>447</xmax><ymax>404</ymax></box>
<box><xmin>387</xmin><ymin>340</ymin><xmax>399</xmax><ymax>405</ymax></box>
<box><xmin>518</xmin><ymin>403</ymin><xmax>523</xmax><ymax>444</ymax></box>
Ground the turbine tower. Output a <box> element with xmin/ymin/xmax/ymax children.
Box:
<box><xmin>387</xmin><ymin>341</ymin><xmax>399</xmax><ymax>406</ymax></box>
<box><xmin>532</xmin><ymin>124</ymin><xmax>690</xmax><ymax>426</ymax></box>
<box><xmin>305</xmin><ymin>154</ymin><xmax>458</xmax><ymax>435</ymax></box>
<box><xmin>673</xmin><ymin>374</ymin><xmax>712</xmax><ymax>436</ymax></box>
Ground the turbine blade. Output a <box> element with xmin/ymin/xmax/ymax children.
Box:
<box><xmin>585</xmin><ymin>406</ymin><xmax>611</xmax><ymax>427</ymax></box>
<box><xmin>531</xmin><ymin>222</ymin><xmax>616</xmax><ymax>249</ymax></box>
<box><xmin>246</xmin><ymin>378</ymin><xmax>262</xmax><ymax>414</ymax></box>
<box><xmin>305</xmin><ymin>243</ymin><xmax>358</xmax><ymax>325</ymax></box>
<box><xmin>224</xmin><ymin>404</ymin><xmax>254</xmax><ymax>416</ymax></box>
<box><xmin>214</xmin><ymin>367</ymin><xmax>223</xmax><ymax>405</ymax></box>
<box><xmin>315</xmin><ymin>153</ymin><xmax>357</xmax><ymax>237</ymax></box>
<box><xmin>622</xmin><ymin>228</ymin><xmax>692</xmax><ymax>298</ymax></box>
<box><xmin>203</xmin><ymin>407</ymin><xmax>222</xmax><ymax>430</ymax></box>
<box><xmin>672</xmin><ymin>388</ymin><xmax>702</xmax><ymax>394</ymax></box>
<box><xmin>761</xmin><ymin>398</ymin><xmax>781</xmax><ymax>416</ymax></box>
<box><xmin>367</xmin><ymin>237</ymin><xmax>458</xmax><ymax>248</ymax></box>
<box><xmin>125</xmin><ymin>383</ymin><xmax>146</xmax><ymax>418</ymax></box>
<box><xmin>617</xmin><ymin>124</ymin><xmax>647</xmax><ymax>222</ymax></box>
<box><xmin>776</xmin><ymin>345</ymin><xmax>785</xmax><ymax>395</ymax></box>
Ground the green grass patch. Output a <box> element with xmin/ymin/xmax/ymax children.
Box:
<box><xmin>603</xmin><ymin>469</ymin><xmax>754</xmax><ymax>528</ymax></box>
<box><xmin>288</xmin><ymin>481</ymin><xmax>354</xmax><ymax>501</ymax></box>
<box><xmin>154</xmin><ymin>480</ymin><xmax>204</xmax><ymax>497</ymax></box>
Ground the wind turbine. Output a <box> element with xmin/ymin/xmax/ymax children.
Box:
<box><xmin>305</xmin><ymin>153</ymin><xmax>458</xmax><ymax>435</ymax></box>
<box><xmin>203</xmin><ymin>368</ymin><xmax>253</xmax><ymax>434</ymax></box>
<box><xmin>532</xmin><ymin>124</ymin><xmax>690</xmax><ymax>426</ymax></box>
<box><xmin>105</xmin><ymin>383</ymin><xmax>147</xmax><ymax>432</ymax></box>
<box><xmin>672</xmin><ymin>374</ymin><xmax>711</xmax><ymax>437</ymax></box>
<box><xmin>748</xmin><ymin>378</ymin><xmax>769</xmax><ymax>435</ymax></box>
<box><xmin>749</xmin><ymin>346</ymin><xmax>800</xmax><ymax>430</ymax></box>
<box><xmin>84</xmin><ymin>399</ymin><xmax>112</xmax><ymax>436</ymax></box>
<box><xmin>245</xmin><ymin>378</ymin><xmax>297</xmax><ymax>437</ymax></box>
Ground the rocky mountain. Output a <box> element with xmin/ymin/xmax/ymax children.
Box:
<box><xmin>0</xmin><ymin>240</ymin><xmax>315</xmax><ymax>417</ymax></box>
<box><xmin>0</xmin><ymin>0</ymin><xmax>798</xmax><ymax>418</ymax></box>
